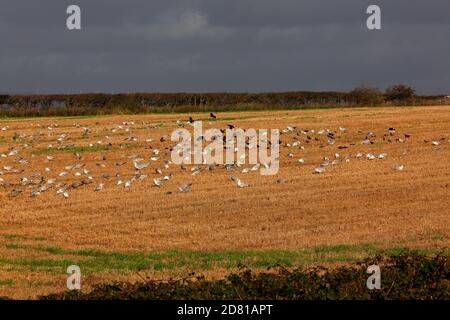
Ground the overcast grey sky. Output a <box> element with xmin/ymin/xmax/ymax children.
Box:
<box><xmin>0</xmin><ymin>0</ymin><xmax>449</xmax><ymax>95</ymax></box>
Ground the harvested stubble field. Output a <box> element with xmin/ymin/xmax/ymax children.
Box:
<box><xmin>0</xmin><ymin>106</ymin><xmax>449</xmax><ymax>299</ymax></box>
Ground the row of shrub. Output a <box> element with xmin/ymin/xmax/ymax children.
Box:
<box><xmin>0</xmin><ymin>85</ymin><xmax>448</xmax><ymax>117</ymax></box>
<box><xmin>40</xmin><ymin>251</ymin><xmax>449</xmax><ymax>300</ymax></box>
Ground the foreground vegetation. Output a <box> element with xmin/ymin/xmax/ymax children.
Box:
<box><xmin>39</xmin><ymin>251</ymin><xmax>449</xmax><ymax>300</ymax></box>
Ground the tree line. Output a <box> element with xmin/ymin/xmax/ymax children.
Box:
<box><xmin>0</xmin><ymin>84</ymin><xmax>446</xmax><ymax>117</ymax></box>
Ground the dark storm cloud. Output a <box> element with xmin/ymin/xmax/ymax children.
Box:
<box><xmin>0</xmin><ymin>0</ymin><xmax>449</xmax><ymax>94</ymax></box>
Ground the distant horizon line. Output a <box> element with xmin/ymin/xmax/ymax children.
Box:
<box><xmin>1</xmin><ymin>89</ymin><xmax>448</xmax><ymax>97</ymax></box>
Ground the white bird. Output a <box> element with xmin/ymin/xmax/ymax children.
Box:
<box><xmin>95</xmin><ymin>184</ymin><xmax>104</xmax><ymax>192</ymax></box>
<box><xmin>231</xmin><ymin>176</ymin><xmax>249</xmax><ymax>188</ymax></box>
<box><xmin>392</xmin><ymin>165</ymin><xmax>404</xmax><ymax>172</ymax></box>
<box><xmin>124</xmin><ymin>180</ymin><xmax>133</xmax><ymax>188</ymax></box>
<box><xmin>153</xmin><ymin>178</ymin><xmax>163</xmax><ymax>187</ymax></box>
<box><xmin>8</xmin><ymin>149</ymin><xmax>20</xmax><ymax>156</ymax></box>
<box><xmin>134</xmin><ymin>161</ymin><xmax>150</xmax><ymax>170</ymax></box>
<box><xmin>179</xmin><ymin>184</ymin><xmax>192</xmax><ymax>193</ymax></box>
<box><xmin>314</xmin><ymin>167</ymin><xmax>326</xmax><ymax>174</ymax></box>
<box><xmin>163</xmin><ymin>174</ymin><xmax>173</xmax><ymax>181</ymax></box>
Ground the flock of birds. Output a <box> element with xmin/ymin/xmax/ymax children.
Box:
<box><xmin>0</xmin><ymin>113</ymin><xmax>448</xmax><ymax>200</ymax></box>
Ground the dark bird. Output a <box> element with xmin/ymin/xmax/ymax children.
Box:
<box><xmin>189</xmin><ymin>117</ymin><xmax>194</xmax><ymax>123</ymax></box>
<box><xmin>227</xmin><ymin>124</ymin><xmax>235</xmax><ymax>130</ymax></box>
<box><xmin>210</xmin><ymin>113</ymin><xmax>217</xmax><ymax>119</ymax></box>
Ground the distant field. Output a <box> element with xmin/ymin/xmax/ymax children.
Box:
<box><xmin>0</xmin><ymin>106</ymin><xmax>449</xmax><ymax>299</ymax></box>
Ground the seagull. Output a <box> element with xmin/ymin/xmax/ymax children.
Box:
<box><xmin>314</xmin><ymin>168</ymin><xmax>326</xmax><ymax>174</ymax></box>
<box><xmin>30</xmin><ymin>191</ymin><xmax>41</xmax><ymax>198</ymax></box>
<box><xmin>95</xmin><ymin>184</ymin><xmax>104</xmax><ymax>192</ymax></box>
<box><xmin>231</xmin><ymin>176</ymin><xmax>249</xmax><ymax>188</ymax></box>
<box><xmin>71</xmin><ymin>181</ymin><xmax>82</xmax><ymax>189</ymax></box>
<box><xmin>124</xmin><ymin>180</ymin><xmax>133</xmax><ymax>188</ymax></box>
<box><xmin>134</xmin><ymin>161</ymin><xmax>150</xmax><ymax>170</ymax></box>
<box><xmin>179</xmin><ymin>184</ymin><xmax>192</xmax><ymax>193</ymax></box>
<box><xmin>9</xmin><ymin>189</ymin><xmax>22</xmax><ymax>197</ymax></box>
<box><xmin>153</xmin><ymin>178</ymin><xmax>163</xmax><ymax>187</ymax></box>
<box><xmin>392</xmin><ymin>165</ymin><xmax>404</xmax><ymax>172</ymax></box>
